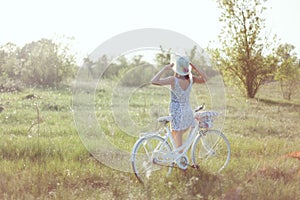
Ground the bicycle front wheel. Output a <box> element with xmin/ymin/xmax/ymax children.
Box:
<box><xmin>131</xmin><ymin>135</ymin><xmax>173</xmax><ymax>184</ymax></box>
<box><xmin>191</xmin><ymin>130</ymin><xmax>230</xmax><ymax>173</ymax></box>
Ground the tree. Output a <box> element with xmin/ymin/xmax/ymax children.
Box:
<box><xmin>213</xmin><ymin>0</ymin><xmax>276</xmax><ymax>98</ymax></box>
<box><xmin>0</xmin><ymin>43</ymin><xmax>23</xmax><ymax>91</ymax></box>
<box><xmin>100</xmin><ymin>55</ymin><xmax>128</xmax><ymax>79</ymax></box>
<box><xmin>155</xmin><ymin>45</ymin><xmax>171</xmax><ymax>66</ymax></box>
<box><xmin>20</xmin><ymin>38</ymin><xmax>77</xmax><ymax>87</ymax></box>
<box><xmin>274</xmin><ymin>44</ymin><xmax>300</xmax><ymax>100</ymax></box>
<box><xmin>88</xmin><ymin>55</ymin><xmax>110</xmax><ymax>79</ymax></box>
<box><xmin>0</xmin><ymin>38</ymin><xmax>77</xmax><ymax>90</ymax></box>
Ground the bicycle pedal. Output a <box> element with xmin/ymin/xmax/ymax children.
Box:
<box><xmin>191</xmin><ymin>164</ymin><xmax>199</xmax><ymax>169</ymax></box>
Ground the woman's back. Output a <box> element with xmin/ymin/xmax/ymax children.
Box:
<box><xmin>171</xmin><ymin>77</ymin><xmax>192</xmax><ymax>104</ymax></box>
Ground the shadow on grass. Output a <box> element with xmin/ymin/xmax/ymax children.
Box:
<box><xmin>182</xmin><ymin>169</ymin><xmax>223</xmax><ymax>199</ymax></box>
<box><xmin>256</xmin><ymin>98</ymin><xmax>300</xmax><ymax>109</ymax></box>
<box><xmin>141</xmin><ymin>168</ymin><xmax>224</xmax><ymax>199</ymax></box>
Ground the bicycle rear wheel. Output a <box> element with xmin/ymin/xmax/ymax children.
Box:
<box><xmin>131</xmin><ymin>135</ymin><xmax>173</xmax><ymax>184</ymax></box>
<box><xmin>191</xmin><ymin>130</ymin><xmax>230</xmax><ymax>173</ymax></box>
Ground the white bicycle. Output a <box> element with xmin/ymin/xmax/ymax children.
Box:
<box><xmin>131</xmin><ymin>105</ymin><xmax>230</xmax><ymax>184</ymax></box>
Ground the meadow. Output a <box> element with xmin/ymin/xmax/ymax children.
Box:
<box><xmin>0</xmin><ymin>81</ymin><xmax>300</xmax><ymax>199</ymax></box>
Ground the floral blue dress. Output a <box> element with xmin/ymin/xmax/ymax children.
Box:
<box><xmin>169</xmin><ymin>77</ymin><xmax>194</xmax><ymax>131</ymax></box>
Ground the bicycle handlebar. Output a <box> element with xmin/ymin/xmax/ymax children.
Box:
<box><xmin>194</xmin><ymin>103</ymin><xmax>205</xmax><ymax>112</ymax></box>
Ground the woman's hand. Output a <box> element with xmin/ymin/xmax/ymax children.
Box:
<box><xmin>164</xmin><ymin>63</ymin><xmax>174</xmax><ymax>70</ymax></box>
<box><xmin>189</xmin><ymin>62</ymin><xmax>208</xmax><ymax>83</ymax></box>
<box><xmin>190</xmin><ymin>63</ymin><xmax>201</xmax><ymax>74</ymax></box>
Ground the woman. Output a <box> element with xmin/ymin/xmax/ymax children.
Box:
<box><xmin>151</xmin><ymin>55</ymin><xmax>208</xmax><ymax>149</ymax></box>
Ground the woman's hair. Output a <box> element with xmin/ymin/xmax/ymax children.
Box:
<box><xmin>175</xmin><ymin>73</ymin><xmax>190</xmax><ymax>80</ymax></box>
<box><xmin>183</xmin><ymin>74</ymin><xmax>190</xmax><ymax>80</ymax></box>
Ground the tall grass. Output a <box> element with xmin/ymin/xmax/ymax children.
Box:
<box><xmin>0</xmin><ymin>81</ymin><xmax>299</xmax><ymax>199</ymax></box>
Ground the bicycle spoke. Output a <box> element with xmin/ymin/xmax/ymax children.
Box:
<box><xmin>205</xmin><ymin>138</ymin><xmax>222</xmax><ymax>155</ymax></box>
<box><xmin>192</xmin><ymin>130</ymin><xmax>230</xmax><ymax>173</ymax></box>
<box><xmin>131</xmin><ymin>135</ymin><xmax>173</xmax><ymax>184</ymax></box>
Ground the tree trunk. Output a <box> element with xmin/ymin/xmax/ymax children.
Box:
<box><xmin>246</xmin><ymin>75</ymin><xmax>256</xmax><ymax>98</ymax></box>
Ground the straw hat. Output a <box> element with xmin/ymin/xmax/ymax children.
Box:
<box><xmin>170</xmin><ymin>54</ymin><xmax>191</xmax><ymax>76</ymax></box>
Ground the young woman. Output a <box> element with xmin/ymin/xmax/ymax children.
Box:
<box><xmin>151</xmin><ymin>55</ymin><xmax>208</xmax><ymax>149</ymax></box>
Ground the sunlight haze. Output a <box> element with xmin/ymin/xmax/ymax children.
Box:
<box><xmin>1</xmin><ymin>0</ymin><xmax>300</xmax><ymax>62</ymax></box>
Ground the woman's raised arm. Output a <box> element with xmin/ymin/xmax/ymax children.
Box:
<box><xmin>151</xmin><ymin>63</ymin><xmax>174</xmax><ymax>86</ymax></box>
<box><xmin>190</xmin><ymin>63</ymin><xmax>208</xmax><ymax>84</ymax></box>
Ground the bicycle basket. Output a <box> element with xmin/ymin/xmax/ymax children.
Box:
<box><xmin>195</xmin><ymin>111</ymin><xmax>218</xmax><ymax>128</ymax></box>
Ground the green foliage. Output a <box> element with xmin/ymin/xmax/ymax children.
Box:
<box><xmin>155</xmin><ymin>45</ymin><xmax>171</xmax><ymax>66</ymax></box>
<box><xmin>81</xmin><ymin>45</ymin><xmax>217</xmax><ymax>88</ymax></box>
<box><xmin>20</xmin><ymin>38</ymin><xmax>77</xmax><ymax>87</ymax></box>
<box><xmin>0</xmin><ymin>38</ymin><xmax>77</xmax><ymax>90</ymax></box>
<box><xmin>119</xmin><ymin>64</ymin><xmax>156</xmax><ymax>87</ymax></box>
<box><xmin>83</xmin><ymin>55</ymin><xmax>110</xmax><ymax>79</ymax></box>
<box><xmin>115</xmin><ymin>56</ymin><xmax>158</xmax><ymax>87</ymax></box>
<box><xmin>274</xmin><ymin>44</ymin><xmax>300</xmax><ymax>100</ymax></box>
<box><xmin>0</xmin><ymin>43</ymin><xmax>23</xmax><ymax>91</ymax></box>
<box><xmin>213</xmin><ymin>0</ymin><xmax>277</xmax><ymax>98</ymax></box>
<box><xmin>188</xmin><ymin>46</ymin><xmax>219</xmax><ymax>77</ymax></box>
<box><xmin>83</xmin><ymin>54</ymin><xmax>157</xmax><ymax>87</ymax></box>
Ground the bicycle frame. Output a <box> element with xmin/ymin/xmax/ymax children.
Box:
<box><xmin>153</xmin><ymin>120</ymin><xmax>201</xmax><ymax>165</ymax></box>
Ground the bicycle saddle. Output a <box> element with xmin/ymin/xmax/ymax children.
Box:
<box><xmin>158</xmin><ymin>116</ymin><xmax>172</xmax><ymax>123</ymax></box>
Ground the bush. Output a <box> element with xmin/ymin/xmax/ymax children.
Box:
<box><xmin>120</xmin><ymin>64</ymin><xmax>156</xmax><ymax>87</ymax></box>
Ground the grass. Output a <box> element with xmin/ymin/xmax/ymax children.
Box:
<box><xmin>0</xmin><ymin>81</ymin><xmax>300</xmax><ymax>199</ymax></box>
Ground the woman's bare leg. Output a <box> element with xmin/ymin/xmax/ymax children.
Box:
<box><xmin>172</xmin><ymin>129</ymin><xmax>187</xmax><ymax>150</ymax></box>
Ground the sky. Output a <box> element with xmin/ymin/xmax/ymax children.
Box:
<box><xmin>1</xmin><ymin>0</ymin><xmax>300</xmax><ymax>63</ymax></box>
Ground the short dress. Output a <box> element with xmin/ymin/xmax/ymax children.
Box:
<box><xmin>169</xmin><ymin>77</ymin><xmax>194</xmax><ymax>131</ymax></box>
